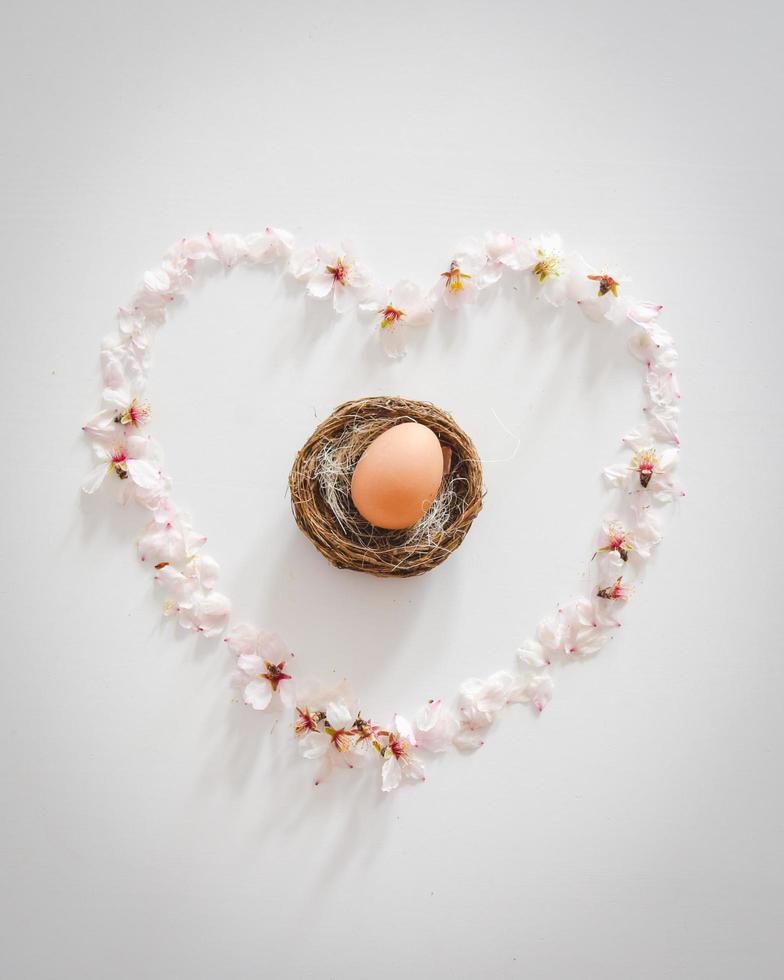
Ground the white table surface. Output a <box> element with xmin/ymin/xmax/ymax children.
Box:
<box><xmin>2</xmin><ymin>1</ymin><xmax>782</xmax><ymax>977</ymax></box>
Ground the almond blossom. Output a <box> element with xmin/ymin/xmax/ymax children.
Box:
<box><xmin>225</xmin><ymin>625</ymin><xmax>295</xmax><ymax>709</ymax></box>
<box><xmin>361</xmin><ymin>280</ymin><xmax>433</xmax><ymax>358</ymax></box>
<box><xmin>605</xmin><ymin>431</ymin><xmax>681</xmax><ymax>501</ymax></box>
<box><xmin>628</xmin><ymin>320</ymin><xmax>678</xmax><ymax>370</ymax></box>
<box><xmin>596</xmin><ymin>576</ymin><xmax>632</xmax><ymax>601</ymax></box>
<box><xmin>296</xmin><ymin>699</ymin><xmax>363</xmax><ymax>784</ymax></box>
<box><xmin>453</xmin><ymin>670</ymin><xmax>516</xmax><ymax>749</ymax></box>
<box><xmin>412</xmin><ymin>698</ymin><xmax>457</xmax><ymax>752</ymax></box>
<box><xmin>298</xmin><ymin>244</ymin><xmax>372</xmax><ymax>313</ymax></box>
<box><xmin>436</xmin><ymin>241</ymin><xmax>488</xmax><ymax>309</ymax></box>
<box><xmin>380</xmin><ymin>715</ymin><xmax>425</xmax><ymax>791</ymax></box>
<box><xmin>137</xmin><ymin>504</ymin><xmax>207</xmax><ymax>568</ymax></box>
<box><xmin>519</xmin><ymin>232</ymin><xmax>572</xmax><ymax>306</ymax></box>
<box><xmin>81</xmin><ymin>431</ymin><xmax>165</xmax><ymax>505</ymax></box>
<box><xmin>155</xmin><ymin>555</ymin><xmax>230</xmax><ymax>636</ymax></box>
<box><xmin>245</xmin><ymin>226</ymin><xmax>294</xmax><ymax>264</ymax></box>
<box><xmin>558</xmin><ymin>599</ymin><xmax>617</xmax><ymax>657</ymax></box>
<box><xmin>570</xmin><ymin>257</ymin><xmax>632</xmax><ymax>325</ymax></box>
<box><xmin>593</xmin><ymin>519</ymin><xmax>634</xmax><ymax>567</ymax></box>
<box><xmin>482</xmin><ymin>231</ymin><xmax>527</xmax><ymax>284</ymax></box>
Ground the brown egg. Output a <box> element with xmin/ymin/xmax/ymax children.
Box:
<box><xmin>351</xmin><ymin>422</ymin><xmax>445</xmax><ymax>530</ymax></box>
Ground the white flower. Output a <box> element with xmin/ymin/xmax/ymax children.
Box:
<box><xmin>117</xmin><ymin>307</ymin><xmax>157</xmax><ymax>351</ymax></box>
<box><xmin>627</xmin><ymin>302</ymin><xmax>663</xmax><ymax>326</ymax></box>
<box><xmin>482</xmin><ymin>231</ymin><xmax>526</xmax><ymax>284</ymax></box>
<box><xmin>83</xmin><ymin>387</ymin><xmax>151</xmax><ymax>437</ymax></box>
<box><xmin>412</xmin><ymin>699</ymin><xmax>457</xmax><ymax>753</ymax></box>
<box><xmin>453</xmin><ymin>670</ymin><xmax>515</xmax><ymax>750</ymax></box>
<box><xmin>436</xmin><ymin>241</ymin><xmax>487</xmax><ymax>309</ymax></box>
<box><xmin>628</xmin><ymin>499</ymin><xmax>663</xmax><ymax>558</ymax></box>
<box><xmin>245</xmin><ymin>227</ymin><xmax>294</xmax><ymax>264</ymax></box>
<box><xmin>628</xmin><ymin>321</ymin><xmax>678</xmax><ymax>370</ymax></box>
<box><xmin>519</xmin><ymin>233</ymin><xmax>572</xmax><ymax>306</ymax></box>
<box><xmin>605</xmin><ymin>431</ymin><xmax>681</xmax><ymax>501</ymax></box>
<box><xmin>296</xmin><ymin>699</ymin><xmax>363</xmax><ymax>785</ymax></box>
<box><xmin>361</xmin><ymin>280</ymin><xmax>433</xmax><ymax>358</ymax></box>
<box><xmin>137</xmin><ymin>506</ymin><xmax>207</xmax><ymax>567</ymax></box>
<box><xmin>81</xmin><ymin>431</ymin><xmax>165</xmax><ymax>506</ymax></box>
<box><xmin>381</xmin><ymin>715</ymin><xmax>425</xmax><ymax>791</ymax></box>
<box><xmin>507</xmin><ymin>672</ymin><xmax>554</xmax><ymax>713</ymax></box>
<box><xmin>301</xmin><ymin>244</ymin><xmax>372</xmax><ymax>312</ymax></box>
<box><xmin>155</xmin><ymin>554</ymin><xmax>229</xmax><ymax>636</ymax></box>
<box><xmin>101</xmin><ymin>342</ymin><xmax>147</xmax><ymax>394</ymax></box>
<box><xmin>569</xmin><ymin>257</ymin><xmax>631</xmax><ymax>325</ymax></box>
<box><xmin>226</xmin><ymin>626</ymin><xmax>295</xmax><ymax>710</ymax></box>
<box><xmin>173</xmin><ymin>589</ymin><xmax>231</xmax><ymax>636</ymax></box>
<box><xmin>593</xmin><ymin>519</ymin><xmax>635</xmax><ymax>570</ymax></box>
<box><xmin>517</xmin><ymin>614</ymin><xmax>565</xmax><ymax>668</ymax></box>
<box><xmin>205</xmin><ymin>231</ymin><xmax>248</xmax><ymax>269</ymax></box>
<box><xmin>595</xmin><ymin>576</ymin><xmax>632</xmax><ymax>603</ymax></box>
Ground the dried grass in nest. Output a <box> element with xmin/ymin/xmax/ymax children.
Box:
<box><xmin>288</xmin><ymin>396</ymin><xmax>484</xmax><ymax>577</ymax></box>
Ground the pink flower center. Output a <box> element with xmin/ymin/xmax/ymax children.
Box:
<box><xmin>380</xmin><ymin>305</ymin><xmax>404</xmax><ymax>329</ymax></box>
<box><xmin>326</xmin><ymin>259</ymin><xmax>348</xmax><ymax>286</ymax></box>
<box><xmin>441</xmin><ymin>262</ymin><xmax>470</xmax><ymax>293</ymax></box>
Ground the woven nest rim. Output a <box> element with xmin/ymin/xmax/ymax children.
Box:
<box><xmin>288</xmin><ymin>396</ymin><xmax>484</xmax><ymax>578</ymax></box>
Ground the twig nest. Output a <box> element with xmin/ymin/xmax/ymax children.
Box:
<box><xmin>288</xmin><ymin>396</ymin><xmax>484</xmax><ymax>577</ymax></box>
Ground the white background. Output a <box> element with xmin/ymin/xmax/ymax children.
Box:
<box><xmin>2</xmin><ymin>1</ymin><xmax>782</xmax><ymax>977</ymax></box>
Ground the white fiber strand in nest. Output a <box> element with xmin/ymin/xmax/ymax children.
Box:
<box><xmin>315</xmin><ymin>433</ymin><xmax>459</xmax><ymax>546</ymax></box>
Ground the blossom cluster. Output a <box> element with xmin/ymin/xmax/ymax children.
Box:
<box><xmin>81</xmin><ymin>227</ymin><xmax>681</xmax><ymax>792</ymax></box>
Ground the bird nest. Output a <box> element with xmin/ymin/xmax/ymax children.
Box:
<box><xmin>288</xmin><ymin>396</ymin><xmax>484</xmax><ymax>577</ymax></box>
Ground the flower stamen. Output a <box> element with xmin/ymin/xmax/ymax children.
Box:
<box><xmin>441</xmin><ymin>261</ymin><xmax>471</xmax><ymax>293</ymax></box>
<box><xmin>587</xmin><ymin>273</ymin><xmax>619</xmax><ymax>297</ymax></box>
<box><xmin>631</xmin><ymin>448</ymin><xmax>658</xmax><ymax>488</ymax></box>
<box><xmin>326</xmin><ymin>259</ymin><xmax>348</xmax><ymax>286</ymax></box>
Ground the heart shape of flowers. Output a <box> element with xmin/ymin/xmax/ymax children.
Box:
<box><xmin>82</xmin><ymin>228</ymin><xmax>682</xmax><ymax>792</ymax></box>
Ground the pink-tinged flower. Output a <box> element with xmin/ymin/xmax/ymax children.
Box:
<box><xmin>205</xmin><ymin>231</ymin><xmax>248</xmax><ymax>269</ymax></box>
<box><xmin>453</xmin><ymin>670</ymin><xmax>516</xmax><ymax>750</ymax></box>
<box><xmin>301</xmin><ymin>244</ymin><xmax>372</xmax><ymax>312</ymax></box>
<box><xmin>437</xmin><ymin>242</ymin><xmax>487</xmax><ymax>309</ymax></box>
<box><xmin>412</xmin><ymin>699</ymin><xmax>457</xmax><ymax>753</ymax></box>
<box><xmin>381</xmin><ymin>715</ymin><xmax>425</xmax><ymax>792</ymax></box>
<box><xmin>564</xmin><ymin>596</ymin><xmax>621</xmax><ymax>632</ymax></box>
<box><xmin>83</xmin><ymin>389</ymin><xmax>151</xmax><ymax>436</ymax></box>
<box><xmin>555</xmin><ymin>598</ymin><xmax>617</xmax><ymax>657</ymax></box>
<box><xmin>225</xmin><ymin>626</ymin><xmax>295</xmax><ymax>710</ymax></box>
<box><xmin>482</xmin><ymin>231</ymin><xmax>527</xmax><ymax>284</ymax></box>
<box><xmin>643</xmin><ymin>401</ymin><xmax>681</xmax><ymax>446</ymax></box>
<box><xmin>628</xmin><ymin>322</ymin><xmax>678</xmax><ymax>370</ymax></box>
<box><xmin>518</xmin><ymin>233</ymin><xmax>572</xmax><ymax>306</ymax></box>
<box><xmin>627</xmin><ymin>302</ymin><xmax>663</xmax><ymax>326</ymax></box>
<box><xmin>604</xmin><ymin>432</ymin><xmax>681</xmax><ymax>502</ymax></box>
<box><xmin>171</xmin><ymin>589</ymin><xmax>231</xmax><ymax>636</ymax></box>
<box><xmin>570</xmin><ymin>257</ymin><xmax>631</xmax><ymax>324</ymax></box>
<box><xmin>596</xmin><ymin>576</ymin><xmax>631</xmax><ymax>601</ymax></box>
<box><xmin>155</xmin><ymin>555</ymin><xmax>230</xmax><ymax>636</ymax></box>
<box><xmin>593</xmin><ymin>520</ymin><xmax>633</xmax><ymax>565</ymax></box>
<box><xmin>645</xmin><ymin>369</ymin><xmax>681</xmax><ymax>410</ymax></box>
<box><xmin>117</xmin><ymin>307</ymin><xmax>157</xmax><ymax>351</ymax></box>
<box><xmin>507</xmin><ymin>672</ymin><xmax>555</xmax><ymax>713</ymax></box>
<box><xmin>245</xmin><ymin>227</ymin><xmax>294</xmax><ymax>264</ymax></box>
<box><xmin>297</xmin><ymin>700</ymin><xmax>363</xmax><ymax>784</ymax></box>
<box><xmin>628</xmin><ymin>500</ymin><xmax>663</xmax><ymax>559</ymax></box>
<box><xmin>361</xmin><ymin>280</ymin><xmax>433</xmax><ymax>358</ymax></box>
<box><xmin>517</xmin><ymin>615</ymin><xmax>564</xmax><ymax>668</ymax></box>
<box><xmin>101</xmin><ymin>342</ymin><xmax>147</xmax><ymax>393</ymax></box>
<box><xmin>293</xmin><ymin>705</ymin><xmax>323</xmax><ymax>738</ymax></box>
<box><xmin>81</xmin><ymin>432</ymin><xmax>164</xmax><ymax>501</ymax></box>
<box><xmin>137</xmin><ymin>507</ymin><xmax>207</xmax><ymax>567</ymax></box>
